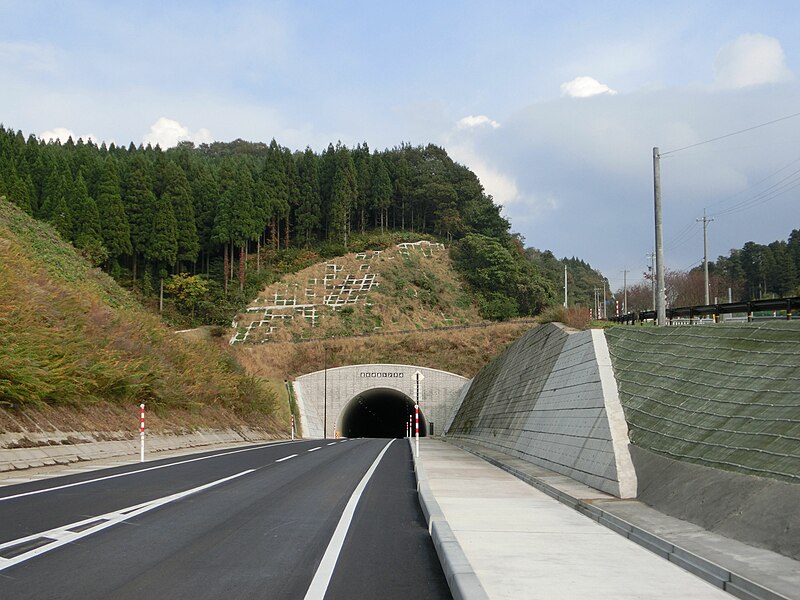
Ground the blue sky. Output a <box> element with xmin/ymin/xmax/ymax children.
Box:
<box><xmin>3</xmin><ymin>1</ymin><xmax>799</xmax><ymax>294</ymax></box>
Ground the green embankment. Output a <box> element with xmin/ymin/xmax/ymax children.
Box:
<box><xmin>0</xmin><ymin>198</ymin><xmax>283</xmax><ymax>432</ymax></box>
<box><xmin>606</xmin><ymin>323</ymin><xmax>800</xmax><ymax>483</ymax></box>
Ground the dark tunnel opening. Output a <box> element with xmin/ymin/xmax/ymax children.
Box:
<box><xmin>339</xmin><ymin>387</ymin><xmax>428</xmax><ymax>438</ymax></box>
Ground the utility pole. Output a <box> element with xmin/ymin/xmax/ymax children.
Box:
<box><xmin>697</xmin><ymin>209</ymin><xmax>714</xmax><ymax>305</ymax></box>
<box><xmin>563</xmin><ymin>264</ymin><xmax>568</xmax><ymax>308</ymax></box>
<box><xmin>647</xmin><ymin>252</ymin><xmax>656</xmax><ymax>311</ymax></box>
<box><xmin>622</xmin><ymin>269</ymin><xmax>629</xmax><ymax>315</ymax></box>
<box><xmin>653</xmin><ymin>147</ymin><xmax>666</xmax><ymax>325</ymax></box>
<box><xmin>593</xmin><ymin>287</ymin><xmax>599</xmax><ymax>320</ymax></box>
<box><xmin>602</xmin><ymin>281</ymin><xmax>607</xmax><ymax>319</ymax></box>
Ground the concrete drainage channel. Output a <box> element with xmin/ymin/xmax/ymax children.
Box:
<box><xmin>446</xmin><ymin>441</ymin><xmax>792</xmax><ymax>600</ymax></box>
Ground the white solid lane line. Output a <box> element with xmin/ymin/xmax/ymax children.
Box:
<box><xmin>275</xmin><ymin>454</ymin><xmax>298</xmax><ymax>462</ymax></box>
<box><xmin>0</xmin><ymin>469</ymin><xmax>255</xmax><ymax>572</ymax></box>
<box><xmin>307</xmin><ymin>447</ymin><xmax>322</xmax><ymax>452</ymax></box>
<box><xmin>0</xmin><ymin>442</ymin><xmax>293</xmax><ymax>502</ymax></box>
<box><xmin>303</xmin><ymin>439</ymin><xmax>394</xmax><ymax>600</ymax></box>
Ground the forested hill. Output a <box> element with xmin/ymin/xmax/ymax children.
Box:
<box><xmin>1</xmin><ymin>126</ymin><xmax>610</xmax><ymax>323</ymax></box>
<box><xmin>0</xmin><ymin>127</ymin><xmax>508</xmax><ymax>283</ymax></box>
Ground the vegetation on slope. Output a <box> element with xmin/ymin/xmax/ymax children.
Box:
<box><xmin>234</xmin><ymin>321</ymin><xmax>537</xmax><ymax>382</ymax></box>
<box><xmin>606</xmin><ymin>322</ymin><xmax>800</xmax><ymax>483</ymax></box>
<box><xmin>0</xmin><ymin>198</ymin><xmax>283</xmax><ymax>431</ymax></box>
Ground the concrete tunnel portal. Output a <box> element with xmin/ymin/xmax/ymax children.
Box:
<box><xmin>339</xmin><ymin>388</ymin><xmax>428</xmax><ymax>438</ymax></box>
<box><xmin>292</xmin><ymin>364</ymin><xmax>468</xmax><ymax>439</ymax></box>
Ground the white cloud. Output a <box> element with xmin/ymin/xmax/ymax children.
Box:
<box><xmin>39</xmin><ymin>127</ymin><xmax>99</xmax><ymax>144</ymax></box>
<box><xmin>713</xmin><ymin>34</ymin><xmax>793</xmax><ymax>89</ymax></box>
<box><xmin>457</xmin><ymin>115</ymin><xmax>500</xmax><ymax>130</ymax></box>
<box><xmin>560</xmin><ymin>76</ymin><xmax>618</xmax><ymax>98</ymax></box>
<box><xmin>142</xmin><ymin>117</ymin><xmax>213</xmax><ymax>148</ymax></box>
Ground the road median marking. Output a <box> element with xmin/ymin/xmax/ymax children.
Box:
<box><xmin>303</xmin><ymin>439</ymin><xmax>394</xmax><ymax>600</ymax></box>
<box><xmin>0</xmin><ymin>442</ymin><xmax>292</xmax><ymax>502</ymax></box>
<box><xmin>0</xmin><ymin>469</ymin><xmax>255</xmax><ymax>571</ymax></box>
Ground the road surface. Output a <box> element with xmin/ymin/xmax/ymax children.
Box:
<box><xmin>0</xmin><ymin>438</ymin><xmax>451</xmax><ymax>599</ymax></box>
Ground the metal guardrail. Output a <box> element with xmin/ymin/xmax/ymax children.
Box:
<box><xmin>609</xmin><ymin>296</ymin><xmax>800</xmax><ymax>325</ymax></box>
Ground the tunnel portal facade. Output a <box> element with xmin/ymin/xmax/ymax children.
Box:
<box><xmin>293</xmin><ymin>364</ymin><xmax>469</xmax><ymax>439</ymax></box>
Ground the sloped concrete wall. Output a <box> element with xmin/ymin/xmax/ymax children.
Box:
<box><xmin>446</xmin><ymin>323</ymin><xmax>637</xmax><ymax>498</ymax></box>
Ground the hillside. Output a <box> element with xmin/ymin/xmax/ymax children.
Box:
<box><xmin>234</xmin><ymin>321</ymin><xmax>537</xmax><ymax>382</ymax></box>
<box><xmin>0</xmin><ymin>198</ymin><xmax>285</xmax><ymax>434</ymax></box>
<box><xmin>230</xmin><ymin>240</ymin><xmax>484</xmax><ymax>344</ymax></box>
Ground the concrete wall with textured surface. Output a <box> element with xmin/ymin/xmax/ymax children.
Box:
<box><xmin>294</xmin><ymin>364</ymin><xmax>468</xmax><ymax>439</ymax></box>
<box><xmin>446</xmin><ymin>323</ymin><xmax>637</xmax><ymax>498</ymax></box>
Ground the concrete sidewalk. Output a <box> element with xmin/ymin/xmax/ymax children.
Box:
<box><xmin>412</xmin><ymin>438</ymin><xmax>798</xmax><ymax>600</ymax></box>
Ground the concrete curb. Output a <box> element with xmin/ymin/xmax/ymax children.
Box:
<box><xmin>454</xmin><ymin>442</ymin><xmax>792</xmax><ymax>600</ymax></box>
<box><xmin>409</xmin><ymin>440</ymin><xmax>489</xmax><ymax>600</ymax></box>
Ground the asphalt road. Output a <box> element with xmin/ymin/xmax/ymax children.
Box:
<box><xmin>0</xmin><ymin>439</ymin><xmax>452</xmax><ymax>599</ymax></box>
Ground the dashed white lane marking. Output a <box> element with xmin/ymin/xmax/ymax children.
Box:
<box><xmin>0</xmin><ymin>469</ymin><xmax>255</xmax><ymax>572</ymax></box>
<box><xmin>326</xmin><ymin>442</ymin><xmax>337</xmax><ymax>446</ymax></box>
<box><xmin>303</xmin><ymin>439</ymin><xmax>394</xmax><ymax>600</ymax></box>
<box><xmin>307</xmin><ymin>447</ymin><xmax>322</xmax><ymax>452</ymax></box>
<box><xmin>0</xmin><ymin>442</ymin><xmax>292</xmax><ymax>503</ymax></box>
<box><xmin>275</xmin><ymin>454</ymin><xmax>298</xmax><ymax>462</ymax></box>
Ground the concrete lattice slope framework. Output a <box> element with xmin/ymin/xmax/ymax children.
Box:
<box><xmin>445</xmin><ymin>323</ymin><xmax>637</xmax><ymax>498</ymax></box>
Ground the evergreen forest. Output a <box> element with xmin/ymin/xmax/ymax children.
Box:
<box><xmin>0</xmin><ymin>126</ymin><xmax>564</xmax><ymax>323</ymax></box>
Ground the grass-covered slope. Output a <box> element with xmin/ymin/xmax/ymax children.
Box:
<box><xmin>606</xmin><ymin>323</ymin><xmax>800</xmax><ymax>483</ymax></box>
<box><xmin>0</xmin><ymin>198</ymin><xmax>281</xmax><ymax>430</ymax></box>
<box><xmin>232</xmin><ymin>241</ymin><xmax>484</xmax><ymax>344</ymax></box>
<box><xmin>235</xmin><ymin>321</ymin><xmax>535</xmax><ymax>382</ymax></box>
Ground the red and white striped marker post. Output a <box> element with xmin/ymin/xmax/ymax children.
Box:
<box><xmin>291</xmin><ymin>415</ymin><xmax>295</xmax><ymax>440</ymax></box>
<box><xmin>139</xmin><ymin>403</ymin><xmax>145</xmax><ymax>462</ymax></box>
<box><xmin>415</xmin><ymin>403</ymin><xmax>419</xmax><ymax>457</ymax></box>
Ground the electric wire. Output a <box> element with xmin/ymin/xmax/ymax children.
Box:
<box><xmin>660</xmin><ymin>111</ymin><xmax>800</xmax><ymax>157</ymax></box>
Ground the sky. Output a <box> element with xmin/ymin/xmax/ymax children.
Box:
<box><xmin>2</xmin><ymin>0</ymin><xmax>799</xmax><ymax>295</ymax></box>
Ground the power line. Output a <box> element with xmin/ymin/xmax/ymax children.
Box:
<box><xmin>709</xmin><ymin>165</ymin><xmax>800</xmax><ymax>218</ymax></box>
<box><xmin>705</xmin><ymin>155</ymin><xmax>800</xmax><ymax>210</ymax></box>
<box><xmin>660</xmin><ymin>110</ymin><xmax>800</xmax><ymax>157</ymax></box>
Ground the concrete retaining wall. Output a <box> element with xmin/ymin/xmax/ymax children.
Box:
<box><xmin>446</xmin><ymin>323</ymin><xmax>637</xmax><ymax>498</ymax></box>
<box><xmin>0</xmin><ymin>428</ymin><xmax>279</xmax><ymax>472</ymax></box>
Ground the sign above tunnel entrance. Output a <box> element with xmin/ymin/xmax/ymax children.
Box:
<box><xmin>293</xmin><ymin>364</ymin><xmax>470</xmax><ymax>439</ymax></box>
<box><xmin>359</xmin><ymin>371</ymin><xmax>405</xmax><ymax>379</ymax></box>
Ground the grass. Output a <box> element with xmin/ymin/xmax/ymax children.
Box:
<box><xmin>0</xmin><ymin>199</ymin><xmax>284</xmax><ymax>434</ymax></box>
<box><xmin>606</xmin><ymin>322</ymin><xmax>800</xmax><ymax>483</ymax></box>
<box><xmin>233</xmin><ymin>321</ymin><xmax>537</xmax><ymax>381</ymax></box>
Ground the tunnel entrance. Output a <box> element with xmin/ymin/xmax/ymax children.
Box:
<box><xmin>339</xmin><ymin>387</ymin><xmax>428</xmax><ymax>438</ymax></box>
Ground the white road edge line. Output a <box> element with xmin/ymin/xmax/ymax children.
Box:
<box><xmin>0</xmin><ymin>469</ymin><xmax>255</xmax><ymax>572</ymax></box>
<box><xmin>303</xmin><ymin>439</ymin><xmax>394</xmax><ymax>600</ymax></box>
<box><xmin>0</xmin><ymin>442</ymin><xmax>292</xmax><ymax>502</ymax></box>
<box><xmin>276</xmin><ymin>454</ymin><xmax>298</xmax><ymax>462</ymax></box>
<box><xmin>307</xmin><ymin>447</ymin><xmax>322</xmax><ymax>452</ymax></box>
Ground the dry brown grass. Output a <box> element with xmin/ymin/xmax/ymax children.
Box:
<box><xmin>234</xmin><ymin>243</ymin><xmax>482</xmax><ymax>343</ymax></box>
<box><xmin>233</xmin><ymin>321</ymin><xmax>537</xmax><ymax>380</ymax></box>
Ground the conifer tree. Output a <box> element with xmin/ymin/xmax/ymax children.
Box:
<box><xmin>70</xmin><ymin>172</ymin><xmax>104</xmax><ymax>257</ymax></box>
<box><xmin>96</xmin><ymin>157</ymin><xmax>132</xmax><ymax>264</ymax></box>
<box><xmin>369</xmin><ymin>152</ymin><xmax>392</xmax><ymax>232</ymax></box>
<box><xmin>295</xmin><ymin>148</ymin><xmax>322</xmax><ymax>246</ymax></box>
<box><xmin>145</xmin><ymin>191</ymin><xmax>178</xmax><ymax>270</ymax></box>
<box><xmin>263</xmin><ymin>140</ymin><xmax>289</xmax><ymax>249</ymax></box>
<box><xmin>163</xmin><ymin>161</ymin><xmax>199</xmax><ymax>270</ymax></box>
<box><xmin>330</xmin><ymin>146</ymin><xmax>357</xmax><ymax>246</ymax></box>
<box><xmin>123</xmin><ymin>154</ymin><xmax>157</xmax><ymax>281</ymax></box>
